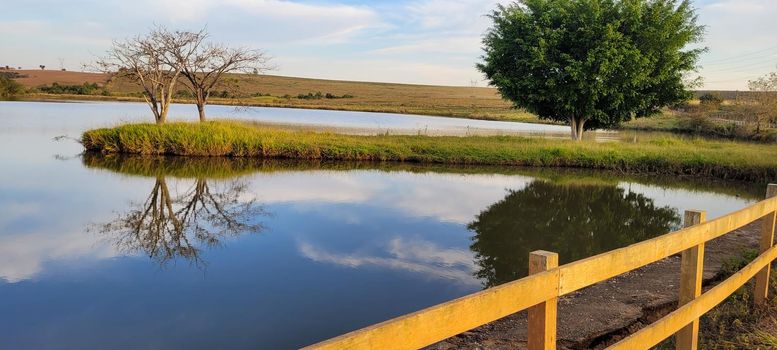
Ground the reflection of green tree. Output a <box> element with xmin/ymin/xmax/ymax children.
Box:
<box><xmin>89</xmin><ymin>156</ymin><xmax>266</xmax><ymax>266</ymax></box>
<box><xmin>469</xmin><ymin>181</ymin><xmax>681</xmax><ymax>287</ymax></box>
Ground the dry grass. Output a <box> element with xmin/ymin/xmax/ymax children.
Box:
<box><xmin>16</xmin><ymin>70</ymin><xmax>537</xmax><ymax>122</ymax></box>
<box><xmin>13</xmin><ymin>70</ymin><xmax>108</xmax><ymax>86</ymax></box>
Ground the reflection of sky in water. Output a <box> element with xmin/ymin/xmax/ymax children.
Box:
<box><xmin>0</xmin><ymin>101</ymin><xmax>763</xmax><ymax>349</ymax></box>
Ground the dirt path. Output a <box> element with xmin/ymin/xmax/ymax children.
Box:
<box><xmin>430</xmin><ymin>220</ymin><xmax>763</xmax><ymax>350</ymax></box>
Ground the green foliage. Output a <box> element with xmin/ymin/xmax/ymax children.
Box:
<box><xmin>297</xmin><ymin>91</ymin><xmax>354</xmax><ymax>100</ymax></box>
<box><xmin>38</xmin><ymin>82</ymin><xmax>109</xmax><ymax>96</ymax></box>
<box><xmin>719</xmin><ymin>249</ymin><xmax>759</xmax><ymax>277</ymax></box>
<box><xmin>175</xmin><ymin>90</ymin><xmax>193</xmax><ymax>98</ymax></box>
<box><xmin>0</xmin><ymin>71</ymin><xmax>27</xmax><ymax>79</ymax></box>
<box><xmin>478</xmin><ymin>0</ymin><xmax>705</xmax><ymax>137</ymax></box>
<box><xmin>0</xmin><ymin>75</ymin><xmax>24</xmax><ymax>98</ymax></box>
<box><xmin>81</xmin><ymin>121</ymin><xmax>777</xmax><ymax>182</ymax></box>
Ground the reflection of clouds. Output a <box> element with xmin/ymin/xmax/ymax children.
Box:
<box><xmin>298</xmin><ymin>238</ymin><xmax>479</xmax><ymax>287</ymax></box>
<box><xmin>0</xmin><ymin>231</ymin><xmax>118</xmax><ymax>283</ymax></box>
<box><xmin>385</xmin><ymin>173</ymin><xmax>532</xmax><ymax>223</ymax></box>
<box><xmin>617</xmin><ymin>183</ymin><xmax>756</xmax><ymax>220</ymax></box>
<box><xmin>0</xmin><ymin>176</ymin><xmax>144</xmax><ymax>283</ymax></box>
<box><xmin>248</xmin><ymin>171</ymin><xmax>378</xmax><ymax>204</ymax></box>
<box><xmin>249</xmin><ymin>170</ymin><xmax>532</xmax><ymax>224</ymax></box>
<box><xmin>0</xmin><ymin>201</ymin><xmax>40</xmax><ymax>228</ymax></box>
<box><xmin>387</xmin><ymin>238</ymin><xmax>472</xmax><ymax>267</ymax></box>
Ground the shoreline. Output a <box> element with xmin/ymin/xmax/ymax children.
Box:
<box><xmin>81</xmin><ymin>121</ymin><xmax>777</xmax><ymax>183</ymax></box>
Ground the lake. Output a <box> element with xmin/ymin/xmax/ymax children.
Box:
<box><xmin>0</xmin><ymin>101</ymin><xmax>762</xmax><ymax>349</ymax></box>
<box><xmin>1</xmin><ymin>100</ymin><xmax>619</xmax><ymax>138</ymax></box>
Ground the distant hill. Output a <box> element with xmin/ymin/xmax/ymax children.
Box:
<box><xmin>11</xmin><ymin>70</ymin><xmax>108</xmax><ymax>87</ymax></box>
<box><xmin>9</xmin><ymin>69</ymin><xmax>539</xmax><ymax>122</ymax></box>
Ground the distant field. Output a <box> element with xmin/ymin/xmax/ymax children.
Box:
<box><xmin>13</xmin><ymin>69</ymin><xmax>538</xmax><ymax>122</ymax></box>
<box><xmin>13</xmin><ymin>70</ymin><xmax>108</xmax><ymax>86</ymax></box>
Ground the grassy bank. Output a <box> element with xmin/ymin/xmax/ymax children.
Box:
<box><xmin>82</xmin><ymin>121</ymin><xmax>777</xmax><ymax>182</ymax></box>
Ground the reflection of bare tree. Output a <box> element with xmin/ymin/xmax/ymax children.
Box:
<box><xmin>96</xmin><ymin>176</ymin><xmax>265</xmax><ymax>266</ymax></box>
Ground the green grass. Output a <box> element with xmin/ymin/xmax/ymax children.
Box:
<box><xmin>82</xmin><ymin>121</ymin><xmax>777</xmax><ymax>182</ymax></box>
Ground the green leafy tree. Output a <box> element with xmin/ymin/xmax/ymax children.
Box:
<box><xmin>478</xmin><ymin>0</ymin><xmax>705</xmax><ymax>140</ymax></box>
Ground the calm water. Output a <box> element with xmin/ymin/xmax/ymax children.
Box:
<box><xmin>0</xmin><ymin>101</ymin><xmax>763</xmax><ymax>349</ymax></box>
<box><xmin>2</xmin><ymin>100</ymin><xmax>593</xmax><ymax>137</ymax></box>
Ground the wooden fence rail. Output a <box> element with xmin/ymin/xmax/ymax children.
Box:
<box><xmin>303</xmin><ymin>184</ymin><xmax>777</xmax><ymax>350</ymax></box>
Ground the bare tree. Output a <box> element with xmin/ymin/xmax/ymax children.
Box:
<box><xmin>39</xmin><ymin>65</ymin><xmax>45</xmax><ymax>70</ymax></box>
<box><xmin>166</xmin><ymin>29</ymin><xmax>271</xmax><ymax>122</ymax></box>
<box><xmin>96</xmin><ymin>26</ymin><xmax>200</xmax><ymax>124</ymax></box>
<box><xmin>747</xmin><ymin>71</ymin><xmax>777</xmax><ymax>132</ymax></box>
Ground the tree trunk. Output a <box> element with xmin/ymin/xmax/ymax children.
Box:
<box><xmin>159</xmin><ymin>102</ymin><xmax>169</xmax><ymax>125</ymax></box>
<box><xmin>576</xmin><ymin>117</ymin><xmax>586</xmax><ymax>140</ymax></box>
<box><xmin>197</xmin><ymin>101</ymin><xmax>206</xmax><ymax>122</ymax></box>
<box><xmin>196</xmin><ymin>90</ymin><xmax>207</xmax><ymax>122</ymax></box>
<box><xmin>568</xmin><ymin>116</ymin><xmax>586</xmax><ymax>141</ymax></box>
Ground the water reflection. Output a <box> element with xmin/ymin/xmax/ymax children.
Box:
<box><xmin>85</xmin><ymin>155</ymin><xmax>266</xmax><ymax>266</ymax></box>
<box><xmin>1</xmin><ymin>102</ymin><xmax>765</xmax><ymax>350</ymax></box>
<box><xmin>469</xmin><ymin>181</ymin><xmax>682</xmax><ymax>287</ymax></box>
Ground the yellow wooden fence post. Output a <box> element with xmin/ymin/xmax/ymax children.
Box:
<box><xmin>528</xmin><ymin>250</ymin><xmax>559</xmax><ymax>350</ymax></box>
<box><xmin>676</xmin><ymin>210</ymin><xmax>707</xmax><ymax>350</ymax></box>
<box><xmin>755</xmin><ymin>184</ymin><xmax>777</xmax><ymax>307</ymax></box>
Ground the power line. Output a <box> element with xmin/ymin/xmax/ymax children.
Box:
<box><xmin>704</xmin><ymin>52</ymin><xmax>777</xmax><ymax>67</ymax></box>
<box><xmin>702</xmin><ymin>59</ymin><xmax>777</xmax><ymax>73</ymax></box>
<box><xmin>702</xmin><ymin>45</ymin><xmax>777</xmax><ymax>65</ymax></box>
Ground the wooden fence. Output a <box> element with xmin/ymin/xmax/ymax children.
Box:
<box><xmin>303</xmin><ymin>184</ymin><xmax>777</xmax><ymax>350</ymax></box>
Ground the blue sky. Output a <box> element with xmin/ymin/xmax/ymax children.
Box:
<box><xmin>1</xmin><ymin>0</ymin><xmax>776</xmax><ymax>90</ymax></box>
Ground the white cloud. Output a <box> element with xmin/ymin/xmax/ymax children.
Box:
<box><xmin>371</xmin><ymin>35</ymin><xmax>482</xmax><ymax>55</ymax></box>
<box><xmin>405</xmin><ymin>0</ymin><xmax>507</xmax><ymax>31</ymax></box>
<box><xmin>140</xmin><ymin>0</ymin><xmax>382</xmax><ymax>44</ymax></box>
<box><xmin>276</xmin><ymin>56</ymin><xmax>483</xmax><ymax>86</ymax></box>
<box><xmin>3</xmin><ymin>0</ymin><xmax>777</xmax><ymax>87</ymax></box>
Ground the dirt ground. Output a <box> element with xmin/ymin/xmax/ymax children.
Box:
<box><xmin>429</xmin><ymin>220</ymin><xmax>764</xmax><ymax>350</ymax></box>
